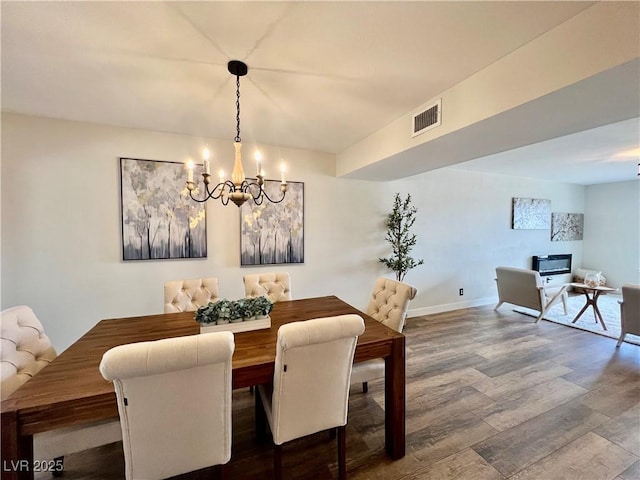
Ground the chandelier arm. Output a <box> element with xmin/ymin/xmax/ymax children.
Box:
<box><xmin>188</xmin><ymin>180</ymin><xmax>234</xmax><ymax>203</ymax></box>
<box><xmin>188</xmin><ymin>189</ymin><xmax>209</xmax><ymax>203</ymax></box>
<box><xmin>186</xmin><ymin>61</ymin><xmax>289</xmax><ymax>208</ymax></box>
<box><xmin>242</xmin><ymin>180</ymin><xmax>287</xmax><ymax>204</ymax></box>
<box><xmin>259</xmin><ymin>188</ymin><xmax>287</xmax><ymax>204</ymax></box>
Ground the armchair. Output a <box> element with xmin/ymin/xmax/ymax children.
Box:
<box><xmin>494</xmin><ymin>266</ymin><xmax>568</xmax><ymax>322</ymax></box>
<box><xmin>616</xmin><ymin>284</ymin><xmax>640</xmax><ymax>347</ymax></box>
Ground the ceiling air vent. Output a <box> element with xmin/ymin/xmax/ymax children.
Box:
<box><xmin>412</xmin><ymin>99</ymin><xmax>441</xmax><ymax>137</ymax></box>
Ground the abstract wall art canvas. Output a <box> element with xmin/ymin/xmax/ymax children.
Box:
<box><xmin>120</xmin><ymin>157</ymin><xmax>207</xmax><ymax>260</ymax></box>
<box><xmin>551</xmin><ymin>213</ymin><xmax>584</xmax><ymax>241</ymax></box>
<box><xmin>512</xmin><ymin>197</ymin><xmax>551</xmax><ymax>230</ymax></box>
<box><xmin>240</xmin><ymin>180</ymin><xmax>304</xmax><ymax>266</ymax></box>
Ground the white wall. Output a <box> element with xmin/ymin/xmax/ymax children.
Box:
<box><xmin>390</xmin><ymin>168</ymin><xmax>586</xmax><ymax>315</ymax></box>
<box><xmin>1</xmin><ymin>113</ymin><xmax>391</xmax><ymax>351</ymax></box>
<box><xmin>1</xmin><ymin>113</ymin><xmax>589</xmax><ymax>351</ymax></box>
<box><xmin>583</xmin><ymin>180</ymin><xmax>640</xmax><ymax>287</ymax></box>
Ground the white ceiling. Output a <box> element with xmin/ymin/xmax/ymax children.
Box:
<box><xmin>452</xmin><ymin>118</ymin><xmax>640</xmax><ymax>186</ymax></box>
<box><xmin>2</xmin><ymin>1</ymin><xmax>638</xmax><ymax>185</ymax></box>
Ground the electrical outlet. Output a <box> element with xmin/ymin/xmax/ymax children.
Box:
<box><xmin>459</xmin><ymin>288</ymin><xmax>464</xmax><ymax>296</ymax></box>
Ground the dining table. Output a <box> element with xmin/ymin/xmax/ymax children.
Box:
<box><xmin>1</xmin><ymin>295</ymin><xmax>406</xmax><ymax>479</ymax></box>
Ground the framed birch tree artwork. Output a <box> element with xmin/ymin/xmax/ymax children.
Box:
<box><xmin>240</xmin><ymin>180</ymin><xmax>304</xmax><ymax>265</ymax></box>
<box><xmin>120</xmin><ymin>157</ymin><xmax>207</xmax><ymax>260</ymax></box>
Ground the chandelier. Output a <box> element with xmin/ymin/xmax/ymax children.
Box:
<box><xmin>186</xmin><ymin>60</ymin><xmax>287</xmax><ymax>207</ymax></box>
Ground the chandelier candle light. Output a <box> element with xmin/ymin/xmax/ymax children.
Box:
<box><xmin>186</xmin><ymin>60</ymin><xmax>287</xmax><ymax>207</ymax></box>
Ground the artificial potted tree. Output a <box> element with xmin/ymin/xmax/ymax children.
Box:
<box><xmin>379</xmin><ymin>193</ymin><xmax>424</xmax><ymax>282</ymax></box>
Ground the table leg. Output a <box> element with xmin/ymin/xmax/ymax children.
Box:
<box><xmin>17</xmin><ymin>435</ymin><xmax>34</xmax><ymax>480</ymax></box>
<box><xmin>571</xmin><ymin>292</ymin><xmax>591</xmax><ymax>324</ymax></box>
<box><xmin>2</xmin><ymin>410</ymin><xmax>19</xmax><ymax>480</ymax></box>
<box><xmin>384</xmin><ymin>335</ymin><xmax>405</xmax><ymax>460</ymax></box>
<box><xmin>592</xmin><ymin>291</ymin><xmax>608</xmax><ymax>331</ymax></box>
<box><xmin>1</xmin><ymin>411</ymin><xmax>35</xmax><ymax>480</ymax></box>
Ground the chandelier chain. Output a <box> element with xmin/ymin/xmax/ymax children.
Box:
<box><xmin>235</xmin><ymin>75</ymin><xmax>241</xmax><ymax>143</ymax></box>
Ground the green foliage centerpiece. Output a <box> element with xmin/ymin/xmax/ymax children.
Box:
<box><xmin>195</xmin><ymin>296</ymin><xmax>274</xmax><ymax>325</ymax></box>
<box><xmin>379</xmin><ymin>193</ymin><xmax>424</xmax><ymax>282</ymax></box>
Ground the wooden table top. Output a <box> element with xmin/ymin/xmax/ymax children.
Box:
<box><xmin>2</xmin><ymin>296</ymin><xmax>402</xmax><ymax>426</ymax></box>
<box><xmin>569</xmin><ymin>283</ymin><xmax>617</xmax><ymax>292</ymax></box>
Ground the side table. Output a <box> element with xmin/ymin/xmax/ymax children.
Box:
<box><xmin>569</xmin><ymin>283</ymin><xmax>617</xmax><ymax>330</ymax></box>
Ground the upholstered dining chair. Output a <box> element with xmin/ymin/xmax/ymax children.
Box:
<box><xmin>255</xmin><ymin>314</ymin><xmax>365</xmax><ymax>480</ymax></box>
<box><xmin>494</xmin><ymin>266</ymin><xmax>568</xmax><ymax>322</ymax></box>
<box><xmin>0</xmin><ymin>306</ymin><xmax>122</xmax><ymax>474</ymax></box>
<box><xmin>99</xmin><ymin>331</ymin><xmax>234</xmax><ymax>480</ymax></box>
<box><xmin>164</xmin><ymin>277</ymin><xmax>219</xmax><ymax>313</ymax></box>
<box><xmin>350</xmin><ymin>277</ymin><xmax>417</xmax><ymax>393</ymax></box>
<box><xmin>243</xmin><ymin>272</ymin><xmax>291</xmax><ymax>302</ymax></box>
<box><xmin>617</xmin><ymin>284</ymin><xmax>640</xmax><ymax>347</ymax></box>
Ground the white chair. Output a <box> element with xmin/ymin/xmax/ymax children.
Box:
<box><xmin>256</xmin><ymin>314</ymin><xmax>365</xmax><ymax>480</ymax></box>
<box><xmin>99</xmin><ymin>332</ymin><xmax>234</xmax><ymax>480</ymax></box>
<box><xmin>243</xmin><ymin>272</ymin><xmax>291</xmax><ymax>302</ymax></box>
<box><xmin>617</xmin><ymin>284</ymin><xmax>640</xmax><ymax>347</ymax></box>
<box><xmin>0</xmin><ymin>306</ymin><xmax>122</xmax><ymax>473</ymax></box>
<box><xmin>351</xmin><ymin>277</ymin><xmax>417</xmax><ymax>393</ymax></box>
<box><xmin>494</xmin><ymin>266</ymin><xmax>568</xmax><ymax>322</ymax></box>
<box><xmin>164</xmin><ymin>277</ymin><xmax>219</xmax><ymax>313</ymax></box>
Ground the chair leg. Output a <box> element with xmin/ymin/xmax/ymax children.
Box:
<box><xmin>616</xmin><ymin>332</ymin><xmax>625</xmax><ymax>347</ymax></box>
<box><xmin>274</xmin><ymin>443</ymin><xmax>283</xmax><ymax>480</ymax></box>
<box><xmin>362</xmin><ymin>381</ymin><xmax>368</xmax><ymax>393</ymax></box>
<box><xmin>255</xmin><ymin>391</ymin><xmax>268</xmax><ymax>442</ymax></box>
<box><xmin>493</xmin><ymin>301</ymin><xmax>503</xmax><ymax>311</ymax></box>
<box><xmin>337</xmin><ymin>426</ymin><xmax>346</xmax><ymax>480</ymax></box>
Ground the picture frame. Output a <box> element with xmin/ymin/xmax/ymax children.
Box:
<box><xmin>551</xmin><ymin>212</ymin><xmax>584</xmax><ymax>241</ymax></box>
<box><xmin>512</xmin><ymin>197</ymin><xmax>551</xmax><ymax>230</ymax></box>
<box><xmin>240</xmin><ymin>179</ymin><xmax>304</xmax><ymax>265</ymax></box>
<box><xmin>120</xmin><ymin>157</ymin><xmax>207</xmax><ymax>260</ymax></box>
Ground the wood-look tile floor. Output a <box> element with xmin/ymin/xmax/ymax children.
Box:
<box><xmin>36</xmin><ymin>305</ymin><xmax>640</xmax><ymax>479</ymax></box>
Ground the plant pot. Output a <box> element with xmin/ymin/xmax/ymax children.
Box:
<box><xmin>244</xmin><ymin>315</ymin><xmax>257</xmax><ymax>322</ymax></box>
<box><xmin>230</xmin><ymin>317</ymin><xmax>243</xmax><ymax>323</ymax></box>
<box><xmin>216</xmin><ymin>319</ymin><xmax>230</xmax><ymax>325</ymax></box>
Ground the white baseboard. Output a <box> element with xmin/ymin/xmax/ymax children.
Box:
<box><xmin>407</xmin><ymin>296</ymin><xmax>497</xmax><ymax>318</ymax></box>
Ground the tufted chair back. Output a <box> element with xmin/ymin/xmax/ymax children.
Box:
<box><xmin>365</xmin><ymin>277</ymin><xmax>418</xmax><ymax>333</ymax></box>
<box><xmin>1</xmin><ymin>305</ymin><xmax>57</xmax><ymax>400</ymax></box>
<box><xmin>164</xmin><ymin>277</ymin><xmax>219</xmax><ymax>313</ymax></box>
<box><xmin>100</xmin><ymin>331</ymin><xmax>235</xmax><ymax>479</ymax></box>
<box><xmin>1</xmin><ymin>306</ymin><xmax>123</xmax><ymax>464</ymax></box>
<box><xmin>351</xmin><ymin>279</ymin><xmax>417</xmax><ymax>394</ymax></box>
<box><xmin>243</xmin><ymin>272</ymin><xmax>292</xmax><ymax>302</ymax></box>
